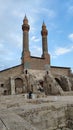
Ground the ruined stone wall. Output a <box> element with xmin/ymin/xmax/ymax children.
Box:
<box><xmin>0</xmin><ymin>65</ymin><xmax>23</xmax><ymax>95</ymax></box>
<box><xmin>67</xmin><ymin>104</ymin><xmax>73</xmax><ymax>129</ymax></box>
<box><xmin>0</xmin><ymin>65</ymin><xmax>23</xmax><ymax>83</ymax></box>
<box><xmin>51</xmin><ymin>66</ymin><xmax>71</xmax><ymax>76</ymax></box>
<box><xmin>0</xmin><ymin>95</ymin><xmax>73</xmax><ymax>130</ymax></box>
<box><xmin>19</xmin><ymin>103</ymin><xmax>67</xmax><ymax>130</ymax></box>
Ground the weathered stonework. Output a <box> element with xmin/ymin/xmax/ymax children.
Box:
<box><xmin>0</xmin><ymin>16</ymin><xmax>73</xmax><ymax>96</ymax></box>
<box><xmin>0</xmin><ymin>16</ymin><xmax>73</xmax><ymax>130</ymax></box>
<box><xmin>0</xmin><ymin>95</ymin><xmax>73</xmax><ymax>130</ymax></box>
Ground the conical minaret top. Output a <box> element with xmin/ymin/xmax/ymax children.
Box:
<box><xmin>23</xmin><ymin>15</ymin><xmax>28</xmax><ymax>24</ymax></box>
<box><xmin>41</xmin><ymin>21</ymin><xmax>48</xmax><ymax>36</ymax></box>
<box><xmin>22</xmin><ymin>15</ymin><xmax>30</xmax><ymax>31</ymax></box>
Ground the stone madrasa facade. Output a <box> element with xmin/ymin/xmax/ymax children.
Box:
<box><xmin>0</xmin><ymin>16</ymin><xmax>73</xmax><ymax>96</ymax></box>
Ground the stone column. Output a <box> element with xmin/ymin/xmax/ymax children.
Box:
<box><xmin>10</xmin><ymin>77</ymin><xmax>15</xmax><ymax>95</ymax></box>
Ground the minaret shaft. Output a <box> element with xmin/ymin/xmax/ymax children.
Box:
<box><xmin>41</xmin><ymin>22</ymin><xmax>50</xmax><ymax>64</ymax></box>
<box><xmin>21</xmin><ymin>16</ymin><xmax>30</xmax><ymax>67</ymax></box>
<box><xmin>41</xmin><ymin>22</ymin><xmax>48</xmax><ymax>57</ymax></box>
<box><xmin>23</xmin><ymin>31</ymin><xmax>29</xmax><ymax>51</ymax></box>
<box><xmin>42</xmin><ymin>35</ymin><xmax>48</xmax><ymax>54</ymax></box>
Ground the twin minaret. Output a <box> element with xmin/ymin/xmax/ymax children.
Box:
<box><xmin>22</xmin><ymin>15</ymin><xmax>30</xmax><ymax>52</ymax></box>
<box><xmin>22</xmin><ymin>15</ymin><xmax>50</xmax><ymax>67</ymax></box>
<box><xmin>41</xmin><ymin>22</ymin><xmax>48</xmax><ymax>57</ymax></box>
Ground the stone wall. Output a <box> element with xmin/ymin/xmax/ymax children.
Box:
<box><xmin>0</xmin><ymin>95</ymin><xmax>72</xmax><ymax>130</ymax></box>
<box><xmin>30</xmin><ymin>56</ymin><xmax>47</xmax><ymax>70</ymax></box>
<box><xmin>67</xmin><ymin>104</ymin><xmax>73</xmax><ymax>129</ymax></box>
<box><xmin>0</xmin><ymin>65</ymin><xmax>23</xmax><ymax>95</ymax></box>
<box><xmin>0</xmin><ymin>65</ymin><xmax>23</xmax><ymax>83</ymax></box>
<box><xmin>24</xmin><ymin>56</ymin><xmax>50</xmax><ymax>70</ymax></box>
<box><xmin>0</xmin><ymin>63</ymin><xmax>72</xmax><ymax>96</ymax></box>
<box><xmin>19</xmin><ymin>103</ymin><xmax>67</xmax><ymax>130</ymax></box>
<box><xmin>51</xmin><ymin>66</ymin><xmax>71</xmax><ymax>77</ymax></box>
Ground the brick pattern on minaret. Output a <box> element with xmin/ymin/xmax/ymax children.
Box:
<box><xmin>22</xmin><ymin>15</ymin><xmax>30</xmax><ymax>51</ymax></box>
<box><xmin>22</xmin><ymin>15</ymin><xmax>30</xmax><ymax>69</ymax></box>
<box><xmin>41</xmin><ymin>22</ymin><xmax>50</xmax><ymax>64</ymax></box>
<box><xmin>41</xmin><ymin>22</ymin><xmax>48</xmax><ymax>54</ymax></box>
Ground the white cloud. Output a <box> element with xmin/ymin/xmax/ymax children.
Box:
<box><xmin>52</xmin><ymin>46</ymin><xmax>73</xmax><ymax>58</ymax></box>
<box><xmin>68</xmin><ymin>33</ymin><xmax>73</xmax><ymax>41</ymax></box>
<box><xmin>30</xmin><ymin>45</ymin><xmax>42</xmax><ymax>57</ymax></box>
<box><xmin>31</xmin><ymin>36</ymin><xmax>40</xmax><ymax>42</ymax></box>
<box><xmin>55</xmin><ymin>47</ymin><xmax>71</xmax><ymax>55</ymax></box>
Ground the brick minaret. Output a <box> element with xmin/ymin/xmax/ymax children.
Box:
<box><xmin>41</xmin><ymin>22</ymin><xmax>50</xmax><ymax>64</ymax></box>
<box><xmin>22</xmin><ymin>15</ymin><xmax>30</xmax><ymax>69</ymax></box>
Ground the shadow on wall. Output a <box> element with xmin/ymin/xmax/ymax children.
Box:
<box><xmin>55</xmin><ymin>78</ymin><xmax>65</xmax><ymax>91</ymax></box>
<box><xmin>55</xmin><ymin>77</ymin><xmax>72</xmax><ymax>91</ymax></box>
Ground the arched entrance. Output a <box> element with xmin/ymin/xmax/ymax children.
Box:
<box><xmin>15</xmin><ymin>78</ymin><xmax>23</xmax><ymax>94</ymax></box>
<box><xmin>55</xmin><ymin>78</ymin><xmax>66</xmax><ymax>91</ymax></box>
<box><xmin>55</xmin><ymin>78</ymin><xmax>64</xmax><ymax>90</ymax></box>
<box><xmin>38</xmin><ymin>80</ymin><xmax>44</xmax><ymax>92</ymax></box>
<box><xmin>55</xmin><ymin>78</ymin><xmax>61</xmax><ymax>86</ymax></box>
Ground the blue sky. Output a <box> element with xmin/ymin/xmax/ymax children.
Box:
<box><xmin>0</xmin><ymin>0</ymin><xmax>73</xmax><ymax>71</ymax></box>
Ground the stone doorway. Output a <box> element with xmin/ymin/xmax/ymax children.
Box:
<box><xmin>15</xmin><ymin>78</ymin><xmax>23</xmax><ymax>94</ymax></box>
<box><xmin>39</xmin><ymin>80</ymin><xmax>44</xmax><ymax>92</ymax></box>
